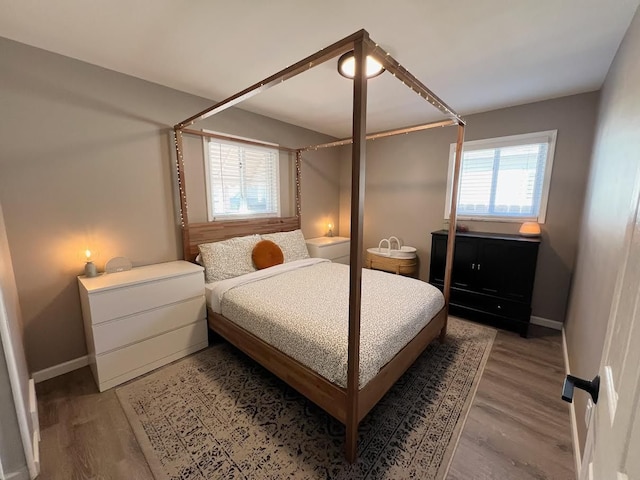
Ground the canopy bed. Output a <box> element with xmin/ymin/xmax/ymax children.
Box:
<box><xmin>172</xmin><ymin>29</ymin><xmax>465</xmax><ymax>462</ymax></box>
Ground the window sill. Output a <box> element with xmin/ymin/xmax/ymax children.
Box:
<box><xmin>209</xmin><ymin>213</ymin><xmax>281</xmax><ymax>222</ymax></box>
<box><xmin>445</xmin><ymin>216</ymin><xmax>542</xmax><ymax>224</ymax></box>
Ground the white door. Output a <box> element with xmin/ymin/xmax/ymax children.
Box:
<box><xmin>579</xmin><ymin>189</ymin><xmax>640</xmax><ymax>480</ymax></box>
<box><xmin>0</xmin><ymin>204</ymin><xmax>39</xmax><ymax>479</ymax></box>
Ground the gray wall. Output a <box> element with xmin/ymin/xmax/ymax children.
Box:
<box><xmin>340</xmin><ymin>93</ymin><xmax>598</xmax><ymax>323</ymax></box>
<box><xmin>565</xmin><ymin>6</ymin><xmax>640</xmax><ymax>451</ymax></box>
<box><xmin>0</xmin><ymin>37</ymin><xmax>341</xmax><ymax>372</ymax></box>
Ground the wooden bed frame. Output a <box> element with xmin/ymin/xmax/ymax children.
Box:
<box><xmin>208</xmin><ymin>307</ymin><xmax>447</xmax><ymax>425</ymax></box>
<box><xmin>172</xmin><ymin>29</ymin><xmax>465</xmax><ymax>462</ymax></box>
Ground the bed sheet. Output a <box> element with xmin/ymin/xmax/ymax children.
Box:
<box><xmin>206</xmin><ymin>260</ymin><xmax>444</xmax><ymax>388</ymax></box>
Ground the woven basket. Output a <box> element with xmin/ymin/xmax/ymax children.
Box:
<box><xmin>366</xmin><ymin>251</ymin><xmax>418</xmax><ymax>276</ymax></box>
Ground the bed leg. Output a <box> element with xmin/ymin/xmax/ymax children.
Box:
<box><xmin>345</xmin><ymin>423</ymin><xmax>358</xmax><ymax>463</ymax></box>
<box><xmin>439</xmin><ymin>323</ymin><xmax>447</xmax><ymax>343</ymax></box>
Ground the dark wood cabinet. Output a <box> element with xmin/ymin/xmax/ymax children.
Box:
<box><xmin>429</xmin><ymin>230</ymin><xmax>540</xmax><ymax>337</ymax></box>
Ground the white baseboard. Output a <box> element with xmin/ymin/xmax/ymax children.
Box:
<box><xmin>531</xmin><ymin>315</ymin><xmax>563</xmax><ymax>330</ymax></box>
<box><xmin>31</xmin><ymin>355</ymin><xmax>89</xmax><ymax>383</ymax></box>
<box><xmin>562</xmin><ymin>327</ymin><xmax>582</xmax><ymax>480</ymax></box>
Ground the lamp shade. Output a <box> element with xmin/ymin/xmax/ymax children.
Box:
<box><xmin>519</xmin><ymin>221</ymin><xmax>541</xmax><ymax>237</ymax></box>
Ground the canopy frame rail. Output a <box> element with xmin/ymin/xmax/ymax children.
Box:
<box><xmin>365</xmin><ymin>38</ymin><xmax>465</xmax><ymax>126</ymax></box>
<box><xmin>175</xmin><ymin>30</ymin><xmax>366</xmax><ymax>129</ymax></box>
<box><xmin>180</xmin><ymin>128</ymin><xmax>298</xmax><ymax>153</ymax></box>
<box><xmin>298</xmin><ymin>119</ymin><xmax>456</xmax><ymax>152</ymax></box>
<box><xmin>172</xmin><ymin>28</ymin><xmax>466</xmax><ymax>463</ymax></box>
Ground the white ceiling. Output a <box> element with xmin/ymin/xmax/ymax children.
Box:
<box><xmin>0</xmin><ymin>0</ymin><xmax>638</xmax><ymax>137</ymax></box>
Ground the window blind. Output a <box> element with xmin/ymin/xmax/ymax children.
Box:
<box><xmin>447</xmin><ymin>130</ymin><xmax>556</xmax><ymax>222</ymax></box>
<box><xmin>458</xmin><ymin>143</ymin><xmax>548</xmax><ymax>217</ymax></box>
<box><xmin>206</xmin><ymin>139</ymin><xmax>279</xmax><ymax>219</ymax></box>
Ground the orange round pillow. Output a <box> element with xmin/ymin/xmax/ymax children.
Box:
<box><xmin>252</xmin><ymin>240</ymin><xmax>284</xmax><ymax>270</ymax></box>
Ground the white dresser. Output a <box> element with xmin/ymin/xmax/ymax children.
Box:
<box><xmin>305</xmin><ymin>236</ymin><xmax>351</xmax><ymax>264</ymax></box>
<box><xmin>78</xmin><ymin>260</ymin><xmax>207</xmax><ymax>392</ymax></box>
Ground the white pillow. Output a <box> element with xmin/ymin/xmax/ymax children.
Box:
<box><xmin>261</xmin><ymin>229</ymin><xmax>310</xmax><ymax>263</ymax></box>
<box><xmin>198</xmin><ymin>234</ymin><xmax>261</xmax><ymax>283</ymax></box>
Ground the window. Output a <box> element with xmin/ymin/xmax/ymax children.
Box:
<box><xmin>445</xmin><ymin>130</ymin><xmax>557</xmax><ymax>223</ymax></box>
<box><xmin>204</xmin><ymin>134</ymin><xmax>280</xmax><ymax>220</ymax></box>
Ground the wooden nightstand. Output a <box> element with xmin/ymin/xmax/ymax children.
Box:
<box><xmin>305</xmin><ymin>236</ymin><xmax>350</xmax><ymax>264</ymax></box>
<box><xmin>78</xmin><ymin>260</ymin><xmax>208</xmax><ymax>391</ymax></box>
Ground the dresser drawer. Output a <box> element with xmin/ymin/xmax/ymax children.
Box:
<box><xmin>94</xmin><ymin>319</ymin><xmax>207</xmax><ymax>388</ymax></box>
<box><xmin>86</xmin><ymin>272</ymin><xmax>204</xmax><ymax>324</ymax></box>
<box><xmin>451</xmin><ymin>289</ymin><xmax>530</xmax><ymax>321</ymax></box>
<box><xmin>92</xmin><ymin>296</ymin><xmax>206</xmax><ymax>354</ymax></box>
<box><xmin>306</xmin><ymin>238</ymin><xmax>350</xmax><ymax>261</ymax></box>
<box><xmin>319</xmin><ymin>242</ymin><xmax>349</xmax><ymax>260</ymax></box>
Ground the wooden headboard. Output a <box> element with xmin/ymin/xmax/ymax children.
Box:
<box><xmin>183</xmin><ymin>216</ymin><xmax>300</xmax><ymax>262</ymax></box>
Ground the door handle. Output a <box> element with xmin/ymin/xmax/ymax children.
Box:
<box><xmin>562</xmin><ymin>375</ymin><xmax>600</xmax><ymax>404</ymax></box>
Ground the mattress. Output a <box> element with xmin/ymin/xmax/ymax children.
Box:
<box><xmin>206</xmin><ymin>259</ymin><xmax>444</xmax><ymax>388</ymax></box>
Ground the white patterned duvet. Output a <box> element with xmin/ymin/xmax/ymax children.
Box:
<box><xmin>205</xmin><ymin>259</ymin><xmax>444</xmax><ymax>388</ymax></box>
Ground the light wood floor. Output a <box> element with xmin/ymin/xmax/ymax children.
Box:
<box><xmin>36</xmin><ymin>322</ymin><xmax>574</xmax><ymax>480</ymax></box>
<box><xmin>447</xmin><ymin>324</ymin><xmax>574</xmax><ymax>480</ymax></box>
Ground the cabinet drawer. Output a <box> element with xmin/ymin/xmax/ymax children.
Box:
<box><xmin>94</xmin><ymin>319</ymin><xmax>207</xmax><ymax>386</ymax></box>
<box><xmin>92</xmin><ymin>296</ymin><xmax>206</xmax><ymax>354</ymax></box>
<box><xmin>87</xmin><ymin>272</ymin><xmax>204</xmax><ymax>324</ymax></box>
<box><xmin>451</xmin><ymin>289</ymin><xmax>530</xmax><ymax>321</ymax></box>
<box><xmin>307</xmin><ymin>241</ymin><xmax>350</xmax><ymax>261</ymax></box>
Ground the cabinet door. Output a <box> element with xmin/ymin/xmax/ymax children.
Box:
<box><xmin>499</xmin><ymin>243</ymin><xmax>539</xmax><ymax>301</ymax></box>
<box><xmin>451</xmin><ymin>237</ymin><xmax>477</xmax><ymax>289</ymax></box>
<box><xmin>475</xmin><ymin>240</ymin><xmax>507</xmax><ymax>294</ymax></box>
<box><xmin>429</xmin><ymin>235</ymin><xmax>448</xmax><ymax>284</ymax></box>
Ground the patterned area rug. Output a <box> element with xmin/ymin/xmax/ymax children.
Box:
<box><xmin>116</xmin><ymin>317</ymin><xmax>495</xmax><ymax>480</ymax></box>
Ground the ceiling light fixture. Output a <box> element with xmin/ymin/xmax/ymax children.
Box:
<box><xmin>337</xmin><ymin>51</ymin><xmax>385</xmax><ymax>79</ymax></box>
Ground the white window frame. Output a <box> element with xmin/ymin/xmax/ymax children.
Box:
<box><xmin>445</xmin><ymin>130</ymin><xmax>557</xmax><ymax>223</ymax></box>
<box><xmin>203</xmin><ymin>131</ymin><xmax>281</xmax><ymax>221</ymax></box>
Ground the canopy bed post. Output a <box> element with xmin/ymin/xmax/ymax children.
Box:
<box><xmin>295</xmin><ymin>151</ymin><xmax>302</xmax><ymax>219</ymax></box>
<box><xmin>173</xmin><ymin>127</ymin><xmax>192</xmax><ymax>260</ymax></box>
<box><xmin>345</xmin><ymin>35</ymin><xmax>368</xmax><ymax>463</ymax></box>
<box><xmin>441</xmin><ymin>123</ymin><xmax>465</xmax><ymax>341</ymax></box>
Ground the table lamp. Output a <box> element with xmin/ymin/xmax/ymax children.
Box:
<box><xmin>84</xmin><ymin>249</ymin><xmax>98</xmax><ymax>277</ymax></box>
<box><xmin>327</xmin><ymin>223</ymin><xmax>334</xmax><ymax>237</ymax></box>
<box><xmin>519</xmin><ymin>222</ymin><xmax>541</xmax><ymax>237</ymax></box>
